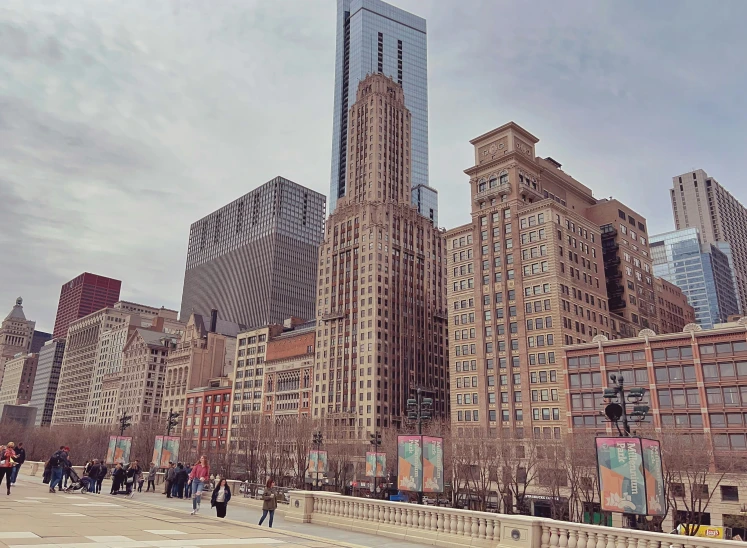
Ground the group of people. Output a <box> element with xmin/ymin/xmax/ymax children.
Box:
<box><xmin>0</xmin><ymin>442</ymin><xmax>26</xmax><ymax>495</ymax></box>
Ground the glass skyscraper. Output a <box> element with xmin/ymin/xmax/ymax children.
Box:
<box><xmin>650</xmin><ymin>228</ymin><xmax>740</xmax><ymax>329</ymax></box>
<box><xmin>330</xmin><ymin>0</ymin><xmax>437</xmax><ymax>222</ymax></box>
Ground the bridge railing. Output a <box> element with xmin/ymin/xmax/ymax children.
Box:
<box><xmin>285</xmin><ymin>490</ymin><xmax>744</xmax><ymax>548</ymax></box>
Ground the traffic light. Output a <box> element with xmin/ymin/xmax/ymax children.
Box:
<box><xmin>370</xmin><ymin>431</ymin><xmax>382</xmax><ymax>447</ymax></box>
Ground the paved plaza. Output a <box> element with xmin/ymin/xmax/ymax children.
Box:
<box><xmin>0</xmin><ymin>474</ymin><xmax>427</xmax><ymax>548</ymax></box>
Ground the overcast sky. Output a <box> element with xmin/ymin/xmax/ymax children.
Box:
<box><xmin>2</xmin><ymin>0</ymin><xmax>746</xmax><ymax>333</ymax></box>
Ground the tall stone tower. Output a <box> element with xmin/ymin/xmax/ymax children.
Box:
<box><xmin>0</xmin><ymin>298</ymin><xmax>35</xmax><ymax>386</ymax></box>
<box><xmin>313</xmin><ymin>73</ymin><xmax>449</xmax><ymax>438</ymax></box>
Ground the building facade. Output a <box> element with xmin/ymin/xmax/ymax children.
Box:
<box><xmin>0</xmin><ymin>298</ymin><xmax>35</xmax><ymax>386</ymax></box>
<box><xmin>52</xmin><ymin>273</ymin><xmax>121</xmax><ymax>339</ymax></box>
<box><xmin>263</xmin><ymin>321</ymin><xmax>315</xmax><ymax>418</ymax></box>
<box><xmin>313</xmin><ymin>74</ymin><xmax>449</xmax><ymax>438</ymax></box>
<box><xmin>184</xmin><ymin>377</ymin><xmax>233</xmax><ymax>457</ymax></box>
<box><xmin>655</xmin><ymin>277</ymin><xmax>695</xmax><ymax>334</ymax></box>
<box><xmin>650</xmin><ymin>228</ymin><xmax>740</xmax><ymax>329</ymax></box>
<box><xmin>564</xmin><ymin>319</ymin><xmax>747</xmax><ymax>472</ymax></box>
<box><xmin>179</xmin><ymin>177</ymin><xmax>325</xmax><ymax>328</ymax></box>
<box><xmin>30</xmin><ymin>331</ymin><xmax>52</xmax><ymax>353</ymax></box>
<box><xmin>330</xmin><ymin>0</ymin><xmax>435</xmax><ymax>221</ymax></box>
<box><xmin>585</xmin><ymin>199</ymin><xmax>658</xmax><ymax>333</ymax></box>
<box><xmin>162</xmin><ymin>311</ymin><xmax>239</xmax><ymax>426</ymax></box>
<box><xmin>115</xmin><ymin>329</ymin><xmax>178</xmax><ymax>425</ymax></box>
<box><xmin>0</xmin><ymin>353</ymin><xmax>38</xmax><ymax>406</ymax></box>
<box><xmin>446</xmin><ymin>122</ymin><xmax>661</xmax><ymax>439</ymax></box>
<box><xmin>28</xmin><ymin>338</ymin><xmax>66</xmax><ymax>426</ymax></box>
<box><xmin>671</xmin><ymin>170</ymin><xmax>747</xmax><ymax>313</ymax></box>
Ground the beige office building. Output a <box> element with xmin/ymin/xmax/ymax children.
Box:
<box><xmin>671</xmin><ymin>169</ymin><xmax>747</xmax><ymax>313</ymax></box>
<box><xmin>311</xmin><ymin>74</ymin><xmax>448</xmax><ymax>438</ymax></box>
<box><xmin>0</xmin><ymin>353</ymin><xmax>38</xmax><ymax>406</ymax></box>
<box><xmin>0</xmin><ymin>298</ymin><xmax>35</xmax><ymax>386</ymax></box>
<box><xmin>447</xmin><ymin>122</ymin><xmax>646</xmax><ymax>439</ymax></box>
<box><xmin>161</xmin><ymin>311</ymin><xmax>239</xmax><ymax>428</ymax></box>
<box><xmin>116</xmin><ymin>328</ymin><xmax>179</xmax><ymax>424</ymax></box>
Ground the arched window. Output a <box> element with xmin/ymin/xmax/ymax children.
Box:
<box><xmin>499</xmin><ymin>170</ymin><xmax>509</xmax><ymax>185</ymax></box>
<box><xmin>478</xmin><ymin>178</ymin><xmax>487</xmax><ymax>192</ymax></box>
<box><xmin>489</xmin><ymin>175</ymin><xmax>498</xmax><ymax>188</ymax></box>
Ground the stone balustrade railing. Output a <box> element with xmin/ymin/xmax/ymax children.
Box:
<box><xmin>286</xmin><ymin>491</ymin><xmax>745</xmax><ymax>548</ymax></box>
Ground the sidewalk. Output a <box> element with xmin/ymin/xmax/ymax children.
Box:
<box><xmin>5</xmin><ymin>473</ymin><xmax>428</xmax><ymax>548</ymax></box>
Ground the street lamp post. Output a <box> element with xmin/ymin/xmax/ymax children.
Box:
<box><xmin>119</xmin><ymin>412</ymin><xmax>132</xmax><ymax>437</ymax></box>
<box><xmin>406</xmin><ymin>387</ymin><xmax>433</xmax><ymax>504</ymax></box>
<box><xmin>369</xmin><ymin>431</ymin><xmax>382</xmax><ymax>498</ymax></box>
<box><xmin>312</xmin><ymin>431</ymin><xmax>323</xmax><ymax>491</ymax></box>
<box><xmin>602</xmin><ymin>374</ymin><xmax>650</xmax><ymax>437</ymax></box>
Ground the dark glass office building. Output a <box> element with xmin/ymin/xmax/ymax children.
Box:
<box><xmin>28</xmin><ymin>338</ymin><xmax>66</xmax><ymax>427</ymax></box>
<box><xmin>179</xmin><ymin>177</ymin><xmax>325</xmax><ymax>328</ymax></box>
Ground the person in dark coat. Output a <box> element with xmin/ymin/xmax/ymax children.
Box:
<box><xmin>110</xmin><ymin>463</ymin><xmax>125</xmax><ymax>494</ymax></box>
<box><xmin>164</xmin><ymin>462</ymin><xmax>176</xmax><ymax>498</ymax></box>
<box><xmin>125</xmin><ymin>461</ymin><xmax>141</xmax><ymax>496</ymax></box>
<box><xmin>176</xmin><ymin>463</ymin><xmax>188</xmax><ymax>498</ymax></box>
<box><xmin>210</xmin><ymin>478</ymin><xmax>231</xmax><ymax>518</ymax></box>
<box><xmin>10</xmin><ymin>442</ymin><xmax>25</xmax><ymax>484</ymax></box>
<box><xmin>87</xmin><ymin>460</ymin><xmax>101</xmax><ymax>494</ymax></box>
<box><xmin>49</xmin><ymin>446</ymin><xmax>69</xmax><ymax>493</ymax></box>
<box><xmin>96</xmin><ymin>461</ymin><xmax>108</xmax><ymax>494</ymax></box>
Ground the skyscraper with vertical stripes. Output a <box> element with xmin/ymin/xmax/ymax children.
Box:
<box><xmin>179</xmin><ymin>177</ymin><xmax>326</xmax><ymax>328</ymax></box>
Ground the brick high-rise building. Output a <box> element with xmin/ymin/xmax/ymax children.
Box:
<box><xmin>52</xmin><ymin>273</ymin><xmax>121</xmax><ymax>339</ymax></box>
<box><xmin>312</xmin><ymin>73</ymin><xmax>449</xmax><ymax>437</ymax></box>
<box><xmin>447</xmin><ymin>122</ymin><xmax>646</xmax><ymax>439</ymax></box>
<box><xmin>654</xmin><ymin>277</ymin><xmax>695</xmax><ymax>334</ymax></box>
<box><xmin>179</xmin><ymin>177</ymin><xmax>325</xmax><ymax>328</ymax></box>
<box><xmin>670</xmin><ymin>170</ymin><xmax>747</xmax><ymax>313</ymax></box>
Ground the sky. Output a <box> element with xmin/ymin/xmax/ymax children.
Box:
<box><xmin>1</xmin><ymin>0</ymin><xmax>746</xmax><ymax>333</ymax></box>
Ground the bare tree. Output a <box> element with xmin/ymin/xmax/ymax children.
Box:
<box><xmin>500</xmin><ymin>434</ymin><xmax>541</xmax><ymax>515</ymax></box>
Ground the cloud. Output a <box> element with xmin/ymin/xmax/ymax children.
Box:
<box><xmin>1</xmin><ymin>0</ymin><xmax>746</xmax><ymax>331</ymax></box>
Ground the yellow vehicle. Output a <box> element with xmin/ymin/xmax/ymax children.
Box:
<box><xmin>676</xmin><ymin>525</ymin><xmax>732</xmax><ymax>540</ymax></box>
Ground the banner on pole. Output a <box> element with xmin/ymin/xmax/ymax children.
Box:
<box><xmin>152</xmin><ymin>436</ymin><xmax>163</xmax><ymax>467</ymax></box>
<box><xmin>596</xmin><ymin>437</ymin><xmax>647</xmax><ymax>515</ymax></box>
<box><xmin>397</xmin><ymin>435</ymin><xmax>422</xmax><ymax>492</ymax></box>
<box><xmin>306</xmin><ymin>450</ymin><xmax>328</xmax><ymax>477</ymax></box>
<box><xmin>161</xmin><ymin>436</ymin><xmax>180</xmax><ymax>467</ymax></box>
<box><xmin>365</xmin><ymin>452</ymin><xmax>386</xmax><ymax>478</ymax></box>
<box><xmin>106</xmin><ymin>436</ymin><xmax>132</xmax><ymax>465</ymax></box>
<box><xmin>641</xmin><ymin>438</ymin><xmax>666</xmax><ymax>516</ymax></box>
<box><xmin>422</xmin><ymin>436</ymin><xmax>444</xmax><ymax>493</ymax></box>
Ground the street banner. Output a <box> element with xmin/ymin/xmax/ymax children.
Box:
<box><xmin>161</xmin><ymin>436</ymin><xmax>180</xmax><ymax>467</ymax></box>
<box><xmin>595</xmin><ymin>437</ymin><xmax>647</xmax><ymax>515</ymax></box>
<box><xmin>397</xmin><ymin>435</ymin><xmax>422</xmax><ymax>492</ymax></box>
<box><xmin>641</xmin><ymin>438</ymin><xmax>666</xmax><ymax>516</ymax></box>
<box><xmin>365</xmin><ymin>452</ymin><xmax>386</xmax><ymax>478</ymax></box>
<box><xmin>422</xmin><ymin>436</ymin><xmax>444</xmax><ymax>493</ymax></box>
<box><xmin>152</xmin><ymin>436</ymin><xmax>163</xmax><ymax>467</ymax></box>
<box><xmin>306</xmin><ymin>450</ymin><xmax>328</xmax><ymax>477</ymax></box>
<box><xmin>106</xmin><ymin>436</ymin><xmax>132</xmax><ymax>465</ymax></box>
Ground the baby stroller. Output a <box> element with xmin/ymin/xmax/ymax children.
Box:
<box><xmin>63</xmin><ymin>467</ymin><xmax>92</xmax><ymax>493</ymax></box>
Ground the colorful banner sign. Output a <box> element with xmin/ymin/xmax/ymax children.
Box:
<box><xmin>596</xmin><ymin>437</ymin><xmax>647</xmax><ymax>515</ymax></box>
<box><xmin>365</xmin><ymin>452</ymin><xmax>386</xmax><ymax>478</ymax></box>
<box><xmin>152</xmin><ymin>436</ymin><xmax>163</xmax><ymax>467</ymax></box>
<box><xmin>106</xmin><ymin>436</ymin><xmax>132</xmax><ymax>465</ymax></box>
<box><xmin>641</xmin><ymin>438</ymin><xmax>666</xmax><ymax>516</ymax></box>
<box><xmin>161</xmin><ymin>436</ymin><xmax>180</xmax><ymax>467</ymax></box>
<box><xmin>306</xmin><ymin>450</ymin><xmax>328</xmax><ymax>477</ymax></box>
<box><xmin>397</xmin><ymin>435</ymin><xmax>423</xmax><ymax>492</ymax></box>
<box><xmin>422</xmin><ymin>436</ymin><xmax>444</xmax><ymax>493</ymax></box>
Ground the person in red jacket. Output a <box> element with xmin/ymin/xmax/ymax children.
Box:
<box><xmin>188</xmin><ymin>455</ymin><xmax>210</xmax><ymax>515</ymax></box>
<box><xmin>0</xmin><ymin>442</ymin><xmax>17</xmax><ymax>495</ymax></box>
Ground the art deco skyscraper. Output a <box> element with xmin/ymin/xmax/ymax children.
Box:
<box><xmin>670</xmin><ymin>170</ymin><xmax>747</xmax><ymax>313</ymax></box>
<box><xmin>330</xmin><ymin>0</ymin><xmax>438</xmax><ymax>223</ymax></box>
<box><xmin>52</xmin><ymin>273</ymin><xmax>121</xmax><ymax>339</ymax></box>
<box><xmin>313</xmin><ymin>74</ymin><xmax>448</xmax><ymax>435</ymax></box>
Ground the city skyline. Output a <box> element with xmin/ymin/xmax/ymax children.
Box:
<box><xmin>3</xmin><ymin>0</ymin><xmax>747</xmax><ymax>332</ymax></box>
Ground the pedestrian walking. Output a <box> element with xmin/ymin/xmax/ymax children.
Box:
<box><xmin>48</xmin><ymin>446</ymin><xmax>69</xmax><ymax>493</ymax></box>
<box><xmin>146</xmin><ymin>462</ymin><xmax>157</xmax><ymax>492</ymax></box>
<box><xmin>176</xmin><ymin>463</ymin><xmax>188</xmax><ymax>498</ymax></box>
<box><xmin>125</xmin><ymin>460</ymin><xmax>141</xmax><ymax>497</ymax></box>
<box><xmin>164</xmin><ymin>462</ymin><xmax>176</xmax><ymax>498</ymax></box>
<box><xmin>0</xmin><ymin>442</ymin><xmax>17</xmax><ymax>495</ymax></box>
<box><xmin>87</xmin><ymin>460</ymin><xmax>101</xmax><ymax>494</ymax></box>
<box><xmin>188</xmin><ymin>455</ymin><xmax>210</xmax><ymax>515</ymax></box>
<box><xmin>10</xmin><ymin>442</ymin><xmax>25</xmax><ymax>484</ymax></box>
<box><xmin>96</xmin><ymin>461</ymin><xmax>108</xmax><ymax>494</ymax></box>
<box><xmin>110</xmin><ymin>463</ymin><xmax>125</xmax><ymax>494</ymax></box>
<box><xmin>184</xmin><ymin>464</ymin><xmax>192</xmax><ymax>497</ymax></box>
<box><xmin>210</xmin><ymin>478</ymin><xmax>231</xmax><ymax>518</ymax></box>
<box><xmin>258</xmin><ymin>479</ymin><xmax>277</xmax><ymax>528</ymax></box>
